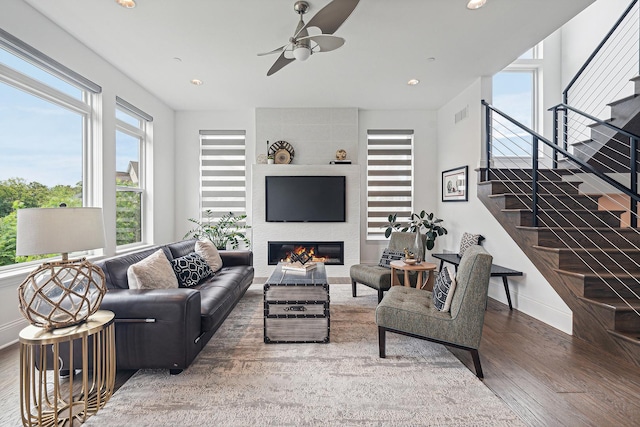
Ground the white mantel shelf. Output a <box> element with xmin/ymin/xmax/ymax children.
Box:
<box><xmin>251</xmin><ymin>164</ymin><xmax>361</xmax><ymax>277</ymax></box>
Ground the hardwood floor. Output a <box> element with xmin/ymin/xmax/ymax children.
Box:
<box><xmin>451</xmin><ymin>299</ymin><xmax>640</xmax><ymax>426</ymax></box>
<box><xmin>1</xmin><ymin>296</ymin><xmax>639</xmax><ymax>426</ymax></box>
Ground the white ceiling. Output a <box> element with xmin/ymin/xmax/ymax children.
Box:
<box><xmin>24</xmin><ymin>0</ymin><xmax>594</xmax><ymax>111</ymax></box>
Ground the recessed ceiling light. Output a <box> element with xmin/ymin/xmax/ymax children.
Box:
<box><xmin>191</xmin><ymin>79</ymin><xmax>204</xmax><ymax>86</ymax></box>
<box><xmin>115</xmin><ymin>0</ymin><xmax>136</xmax><ymax>8</ymax></box>
<box><xmin>408</xmin><ymin>79</ymin><xmax>420</xmax><ymax>86</ymax></box>
<box><xmin>467</xmin><ymin>0</ymin><xmax>486</xmax><ymax>10</ymax></box>
<box><xmin>173</xmin><ymin>57</ymin><xmax>182</xmax><ymax>63</ymax></box>
<box><xmin>427</xmin><ymin>57</ymin><xmax>436</xmax><ymax>62</ymax></box>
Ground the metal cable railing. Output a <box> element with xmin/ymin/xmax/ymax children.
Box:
<box><xmin>483</xmin><ymin>100</ymin><xmax>640</xmax><ymax>319</ymax></box>
<box><xmin>563</xmin><ymin>0</ymin><xmax>639</xmax><ymax>121</ymax></box>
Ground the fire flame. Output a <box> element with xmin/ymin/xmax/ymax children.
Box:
<box><xmin>281</xmin><ymin>246</ymin><xmax>328</xmax><ymax>263</ymax></box>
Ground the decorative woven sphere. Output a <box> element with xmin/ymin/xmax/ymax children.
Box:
<box><xmin>336</xmin><ymin>149</ymin><xmax>347</xmax><ymax>160</ymax></box>
<box><xmin>18</xmin><ymin>259</ymin><xmax>106</xmax><ymax>330</ymax></box>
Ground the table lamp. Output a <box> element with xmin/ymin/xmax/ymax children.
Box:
<box><xmin>16</xmin><ymin>206</ymin><xmax>107</xmax><ymax>330</ymax></box>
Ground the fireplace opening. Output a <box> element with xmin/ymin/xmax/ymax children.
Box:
<box><xmin>268</xmin><ymin>241</ymin><xmax>344</xmax><ymax>265</ymax></box>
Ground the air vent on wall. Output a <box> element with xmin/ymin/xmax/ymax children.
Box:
<box><xmin>455</xmin><ymin>105</ymin><xmax>469</xmax><ymax>124</ymax></box>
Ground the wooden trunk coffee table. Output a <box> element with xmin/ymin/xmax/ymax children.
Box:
<box><xmin>390</xmin><ymin>260</ymin><xmax>438</xmax><ymax>291</ymax></box>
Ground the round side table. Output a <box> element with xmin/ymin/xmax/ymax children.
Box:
<box><xmin>19</xmin><ymin>310</ymin><xmax>116</xmax><ymax>426</ymax></box>
<box><xmin>390</xmin><ymin>260</ymin><xmax>438</xmax><ymax>291</ymax></box>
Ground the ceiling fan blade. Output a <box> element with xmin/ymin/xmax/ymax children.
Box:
<box><xmin>297</xmin><ymin>34</ymin><xmax>345</xmax><ymax>53</ymax></box>
<box><xmin>257</xmin><ymin>44</ymin><xmax>288</xmax><ymax>57</ymax></box>
<box><xmin>300</xmin><ymin>0</ymin><xmax>360</xmax><ymax>35</ymax></box>
<box><xmin>267</xmin><ymin>52</ymin><xmax>295</xmax><ymax>76</ymax></box>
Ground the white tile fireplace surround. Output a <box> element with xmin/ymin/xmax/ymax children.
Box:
<box><xmin>251</xmin><ymin>164</ymin><xmax>361</xmax><ymax>277</ymax></box>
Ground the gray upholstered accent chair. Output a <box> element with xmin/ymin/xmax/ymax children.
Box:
<box><xmin>350</xmin><ymin>232</ymin><xmax>425</xmax><ymax>303</ymax></box>
<box><xmin>375</xmin><ymin>245</ymin><xmax>493</xmax><ymax>378</ymax></box>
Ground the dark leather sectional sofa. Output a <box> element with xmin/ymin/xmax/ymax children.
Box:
<box><xmin>96</xmin><ymin>239</ymin><xmax>254</xmax><ymax>373</ymax></box>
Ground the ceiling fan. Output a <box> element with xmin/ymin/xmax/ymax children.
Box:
<box><xmin>258</xmin><ymin>0</ymin><xmax>360</xmax><ymax>76</ymax></box>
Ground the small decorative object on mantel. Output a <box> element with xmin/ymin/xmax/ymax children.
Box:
<box><xmin>330</xmin><ymin>148</ymin><xmax>351</xmax><ymax>164</ymax></box>
<box><xmin>257</xmin><ymin>154</ymin><xmax>267</xmax><ymax>164</ymax></box>
<box><xmin>267</xmin><ymin>154</ymin><xmax>274</xmax><ymax>164</ymax></box>
<box><xmin>16</xmin><ymin>206</ymin><xmax>107</xmax><ymax>329</ymax></box>
<box><xmin>268</xmin><ymin>140</ymin><xmax>294</xmax><ymax>164</ymax></box>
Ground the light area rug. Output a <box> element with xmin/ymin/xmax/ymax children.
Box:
<box><xmin>85</xmin><ymin>283</ymin><xmax>524</xmax><ymax>427</ymax></box>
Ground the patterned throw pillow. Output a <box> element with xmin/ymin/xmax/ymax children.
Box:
<box><xmin>433</xmin><ymin>267</ymin><xmax>457</xmax><ymax>312</ymax></box>
<box><xmin>458</xmin><ymin>232</ymin><xmax>484</xmax><ymax>258</ymax></box>
<box><xmin>378</xmin><ymin>248</ymin><xmax>405</xmax><ymax>269</ymax></box>
<box><xmin>171</xmin><ymin>253</ymin><xmax>214</xmax><ymax>288</ymax></box>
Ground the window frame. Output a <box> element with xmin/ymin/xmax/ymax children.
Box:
<box><xmin>0</xmin><ymin>30</ymin><xmax>100</xmax><ymax>272</ymax></box>
<box><xmin>115</xmin><ymin>99</ymin><xmax>150</xmax><ymax>250</ymax></box>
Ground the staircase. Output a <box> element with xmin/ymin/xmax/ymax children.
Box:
<box><xmin>477</xmin><ymin>0</ymin><xmax>640</xmax><ymax>367</ymax></box>
<box><xmin>477</xmin><ymin>168</ymin><xmax>640</xmax><ymax>367</ymax></box>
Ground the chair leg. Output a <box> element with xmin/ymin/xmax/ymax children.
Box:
<box><xmin>470</xmin><ymin>349</ymin><xmax>483</xmax><ymax>379</ymax></box>
<box><xmin>378</xmin><ymin>327</ymin><xmax>386</xmax><ymax>358</ymax></box>
<box><xmin>377</xmin><ymin>289</ymin><xmax>384</xmax><ymax>303</ymax></box>
<box><xmin>352</xmin><ymin>281</ymin><xmax>357</xmax><ymax>298</ymax></box>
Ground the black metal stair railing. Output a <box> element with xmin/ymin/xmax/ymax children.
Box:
<box><xmin>482</xmin><ymin>99</ymin><xmax>640</xmax><ymax>317</ymax></box>
<box><xmin>550</xmin><ymin>102</ymin><xmax>639</xmax><ymax>228</ymax></box>
<box><xmin>563</xmin><ymin>0</ymin><xmax>639</xmax><ymax>122</ymax></box>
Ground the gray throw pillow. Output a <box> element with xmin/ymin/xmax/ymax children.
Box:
<box><xmin>378</xmin><ymin>248</ymin><xmax>405</xmax><ymax>269</ymax></box>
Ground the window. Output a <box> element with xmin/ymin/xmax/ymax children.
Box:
<box><xmin>0</xmin><ymin>29</ymin><xmax>100</xmax><ymax>268</ymax></box>
<box><xmin>199</xmin><ymin>131</ymin><xmax>247</xmax><ymax>224</ymax></box>
<box><xmin>492</xmin><ymin>43</ymin><xmax>542</xmax><ymax>157</ymax></box>
<box><xmin>366</xmin><ymin>130</ymin><xmax>414</xmax><ymax>240</ymax></box>
<box><xmin>115</xmin><ymin>97</ymin><xmax>151</xmax><ymax>247</ymax></box>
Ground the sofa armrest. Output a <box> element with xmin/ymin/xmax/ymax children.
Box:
<box><xmin>220</xmin><ymin>250</ymin><xmax>253</xmax><ymax>267</ymax></box>
<box><xmin>100</xmin><ymin>288</ymin><xmax>203</xmax><ymax>370</ymax></box>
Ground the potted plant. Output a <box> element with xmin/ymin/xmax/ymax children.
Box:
<box><xmin>267</xmin><ymin>154</ymin><xmax>275</xmax><ymax>164</ymax></box>
<box><xmin>384</xmin><ymin>210</ymin><xmax>447</xmax><ymax>251</ymax></box>
<box><xmin>184</xmin><ymin>210</ymin><xmax>251</xmax><ymax>250</ymax></box>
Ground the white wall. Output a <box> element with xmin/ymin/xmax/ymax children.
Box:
<box><xmin>358</xmin><ymin>110</ymin><xmax>439</xmax><ymax>264</ymax></box>
<box><xmin>0</xmin><ymin>0</ymin><xmax>176</xmax><ymax>348</ymax></box>
<box><xmin>436</xmin><ymin>78</ymin><xmax>573</xmax><ymax>334</ymax></box>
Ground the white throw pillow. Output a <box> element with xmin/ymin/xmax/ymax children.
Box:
<box><xmin>195</xmin><ymin>239</ymin><xmax>223</xmax><ymax>272</ymax></box>
<box><xmin>127</xmin><ymin>249</ymin><xmax>179</xmax><ymax>290</ymax></box>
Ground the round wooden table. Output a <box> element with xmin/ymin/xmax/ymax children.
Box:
<box><xmin>390</xmin><ymin>260</ymin><xmax>438</xmax><ymax>291</ymax></box>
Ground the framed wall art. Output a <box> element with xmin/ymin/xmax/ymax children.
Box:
<box><xmin>442</xmin><ymin>165</ymin><xmax>468</xmax><ymax>202</ymax></box>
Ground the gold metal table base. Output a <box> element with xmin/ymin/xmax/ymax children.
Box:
<box><xmin>19</xmin><ymin>310</ymin><xmax>116</xmax><ymax>427</ymax></box>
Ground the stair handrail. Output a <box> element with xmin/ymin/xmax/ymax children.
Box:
<box><xmin>550</xmin><ymin>102</ymin><xmax>640</xmax><ymax>142</ymax></box>
<box><xmin>563</xmin><ymin>0</ymin><xmax>638</xmax><ymax>98</ymax></box>
<box><xmin>483</xmin><ymin>99</ymin><xmax>640</xmax><ymax>228</ymax></box>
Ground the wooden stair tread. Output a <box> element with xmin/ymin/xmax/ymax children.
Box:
<box><xmin>578</xmin><ymin>296</ymin><xmax>640</xmax><ymax>310</ymax></box>
<box><xmin>554</xmin><ymin>268</ymin><xmax>640</xmax><ymax>280</ymax></box>
<box><xmin>533</xmin><ymin>245</ymin><xmax>640</xmax><ymax>254</ymax></box>
<box><xmin>608</xmin><ymin>329</ymin><xmax>640</xmax><ymax>343</ymax></box>
<box><xmin>517</xmin><ymin>226</ymin><xmax>638</xmax><ymax>232</ymax></box>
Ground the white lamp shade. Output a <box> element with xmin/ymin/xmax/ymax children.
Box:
<box><xmin>16</xmin><ymin>207</ymin><xmax>106</xmax><ymax>256</ymax></box>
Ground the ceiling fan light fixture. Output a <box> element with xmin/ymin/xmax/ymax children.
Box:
<box><xmin>467</xmin><ymin>0</ymin><xmax>486</xmax><ymax>10</ymax></box>
<box><xmin>115</xmin><ymin>0</ymin><xmax>136</xmax><ymax>8</ymax></box>
<box><xmin>293</xmin><ymin>45</ymin><xmax>312</xmax><ymax>61</ymax></box>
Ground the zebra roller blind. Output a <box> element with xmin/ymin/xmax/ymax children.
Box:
<box><xmin>199</xmin><ymin>130</ymin><xmax>247</xmax><ymax>223</ymax></box>
<box><xmin>366</xmin><ymin>130</ymin><xmax>414</xmax><ymax>240</ymax></box>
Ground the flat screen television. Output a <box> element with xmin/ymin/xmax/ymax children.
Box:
<box><xmin>265</xmin><ymin>176</ymin><xmax>346</xmax><ymax>222</ymax></box>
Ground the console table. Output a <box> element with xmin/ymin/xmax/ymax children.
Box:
<box><xmin>431</xmin><ymin>253</ymin><xmax>522</xmax><ymax>310</ymax></box>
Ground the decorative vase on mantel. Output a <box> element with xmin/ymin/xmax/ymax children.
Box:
<box><xmin>414</xmin><ymin>231</ymin><xmax>424</xmax><ymax>263</ymax></box>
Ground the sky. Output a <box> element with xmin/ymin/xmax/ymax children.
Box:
<box><xmin>0</xmin><ymin>47</ymin><xmax>138</xmax><ymax>188</ymax></box>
